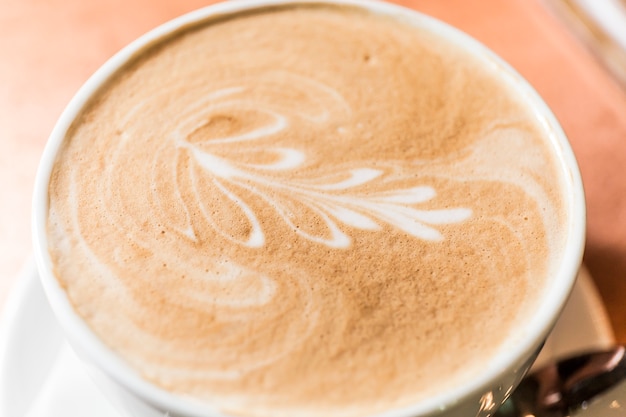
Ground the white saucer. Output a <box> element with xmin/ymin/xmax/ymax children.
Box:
<box><xmin>0</xmin><ymin>262</ymin><xmax>616</xmax><ymax>417</ymax></box>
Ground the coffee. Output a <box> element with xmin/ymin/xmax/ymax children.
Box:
<box><xmin>47</xmin><ymin>4</ymin><xmax>567</xmax><ymax>417</ymax></box>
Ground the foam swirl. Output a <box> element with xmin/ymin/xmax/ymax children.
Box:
<box><xmin>47</xmin><ymin>6</ymin><xmax>568</xmax><ymax>417</ymax></box>
<box><xmin>131</xmin><ymin>73</ymin><xmax>471</xmax><ymax>249</ymax></box>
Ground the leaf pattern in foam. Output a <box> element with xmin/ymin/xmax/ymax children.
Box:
<box><xmin>168</xmin><ymin>73</ymin><xmax>473</xmax><ymax>248</ymax></box>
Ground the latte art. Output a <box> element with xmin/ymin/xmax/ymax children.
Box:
<box><xmin>47</xmin><ymin>5</ymin><xmax>568</xmax><ymax>417</ymax></box>
<box><xmin>154</xmin><ymin>72</ymin><xmax>473</xmax><ymax>248</ymax></box>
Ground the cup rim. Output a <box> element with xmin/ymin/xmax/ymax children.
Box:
<box><xmin>32</xmin><ymin>0</ymin><xmax>586</xmax><ymax>416</ymax></box>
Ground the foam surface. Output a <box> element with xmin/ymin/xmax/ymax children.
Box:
<box><xmin>47</xmin><ymin>5</ymin><xmax>567</xmax><ymax>416</ymax></box>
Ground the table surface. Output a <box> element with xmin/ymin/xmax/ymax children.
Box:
<box><xmin>1</xmin><ymin>0</ymin><xmax>625</xmax><ymax>345</ymax></box>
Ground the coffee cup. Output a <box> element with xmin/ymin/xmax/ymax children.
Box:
<box><xmin>32</xmin><ymin>1</ymin><xmax>586</xmax><ymax>416</ymax></box>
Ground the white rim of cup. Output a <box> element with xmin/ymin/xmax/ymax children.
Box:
<box><xmin>32</xmin><ymin>1</ymin><xmax>586</xmax><ymax>416</ymax></box>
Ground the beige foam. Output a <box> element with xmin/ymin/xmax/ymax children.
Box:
<box><xmin>47</xmin><ymin>5</ymin><xmax>567</xmax><ymax>417</ymax></box>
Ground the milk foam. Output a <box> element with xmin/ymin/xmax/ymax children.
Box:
<box><xmin>47</xmin><ymin>5</ymin><xmax>567</xmax><ymax>417</ymax></box>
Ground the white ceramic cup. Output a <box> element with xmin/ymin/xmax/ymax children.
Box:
<box><xmin>32</xmin><ymin>1</ymin><xmax>586</xmax><ymax>416</ymax></box>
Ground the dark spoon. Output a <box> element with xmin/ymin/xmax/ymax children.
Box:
<box><xmin>494</xmin><ymin>346</ymin><xmax>626</xmax><ymax>417</ymax></box>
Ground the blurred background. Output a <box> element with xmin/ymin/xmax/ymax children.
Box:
<box><xmin>1</xmin><ymin>0</ymin><xmax>625</xmax><ymax>345</ymax></box>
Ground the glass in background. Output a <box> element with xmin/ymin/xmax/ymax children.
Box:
<box><xmin>544</xmin><ymin>0</ymin><xmax>626</xmax><ymax>89</ymax></box>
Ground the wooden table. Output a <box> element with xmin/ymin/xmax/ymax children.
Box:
<box><xmin>1</xmin><ymin>0</ymin><xmax>625</xmax><ymax>344</ymax></box>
